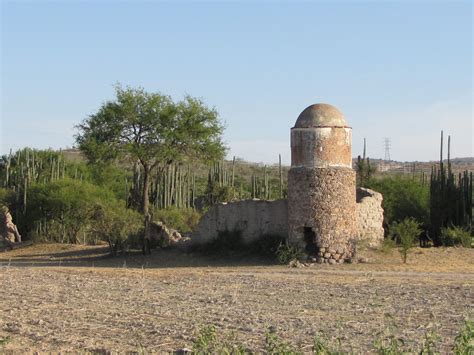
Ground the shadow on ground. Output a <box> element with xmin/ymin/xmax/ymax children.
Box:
<box><xmin>0</xmin><ymin>243</ymin><xmax>277</xmax><ymax>269</ymax></box>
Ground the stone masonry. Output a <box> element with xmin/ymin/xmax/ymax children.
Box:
<box><xmin>192</xmin><ymin>199</ymin><xmax>288</xmax><ymax>245</ymax></box>
<box><xmin>356</xmin><ymin>188</ymin><xmax>385</xmax><ymax>247</ymax></box>
<box><xmin>192</xmin><ymin>187</ymin><xmax>383</xmax><ymax>250</ymax></box>
<box><xmin>288</xmin><ymin>104</ymin><xmax>357</xmax><ymax>263</ymax></box>
<box><xmin>288</xmin><ymin>167</ymin><xmax>357</xmax><ymax>263</ymax></box>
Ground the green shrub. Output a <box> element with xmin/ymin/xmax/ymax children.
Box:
<box><xmin>366</xmin><ymin>177</ymin><xmax>429</xmax><ymax>230</ymax></box>
<box><xmin>152</xmin><ymin>207</ymin><xmax>201</xmax><ymax>233</ymax></box>
<box><xmin>24</xmin><ymin>179</ymin><xmax>136</xmax><ymax>245</ymax></box>
<box><xmin>276</xmin><ymin>242</ymin><xmax>304</xmax><ymax>264</ymax></box>
<box><xmin>89</xmin><ymin>202</ymin><xmax>142</xmax><ymax>255</ymax></box>
<box><xmin>0</xmin><ymin>188</ymin><xmax>15</xmax><ymax>207</ymax></box>
<box><xmin>453</xmin><ymin>320</ymin><xmax>473</xmax><ymax>355</ymax></box>
<box><xmin>441</xmin><ymin>226</ymin><xmax>472</xmax><ymax>248</ymax></box>
<box><xmin>390</xmin><ymin>218</ymin><xmax>422</xmax><ymax>263</ymax></box>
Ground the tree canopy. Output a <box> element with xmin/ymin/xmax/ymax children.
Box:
<box><xmin>75</xmin><ymin>85</ymin><xmax>226</xmax><ymax>214</ymax></box>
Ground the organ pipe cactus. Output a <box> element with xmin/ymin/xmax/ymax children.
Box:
<box><xmin>430</xmin><ymin>131</ymin><xmax>473</xmax><ymax>245</ymax></box>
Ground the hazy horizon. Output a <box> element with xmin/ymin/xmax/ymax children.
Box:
<box><xmin>1</xmin><ymin>1</ymin><xmax>472</xmax><ymax>165</ymax></box>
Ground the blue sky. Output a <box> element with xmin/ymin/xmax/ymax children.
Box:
<box><xmin>1</xmin><ymin>0</ymin><xmax>472</xmax><ymax>164</ymax></box>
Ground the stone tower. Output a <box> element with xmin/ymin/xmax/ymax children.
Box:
<box><xmin>287</xmin><ymin>103</ymin><xmax>357</xmax><ymax>264</ymax></box>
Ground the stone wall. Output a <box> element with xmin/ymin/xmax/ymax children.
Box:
<box><xmin>191</xmin><ymin>188</ymin><xmax>384</xmax><ymax>252</ymax></box>
<box><xmin>356</xmin><ymin>188</ymin><xmax>384</xmax><ymax>247</ymax></box>
<box><xmin>191</xmin><ymin>199</ymin><xmax>288</xmax><ymax>245</ymax></box>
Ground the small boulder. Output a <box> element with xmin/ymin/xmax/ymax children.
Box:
<box><xmin>146</xmin><ymin>221</ymin><xmax>188</xmax><ymax>248</ymax></box>
<box><xmin>0</xmin><ymin>206</ymin><xmax>21</xmax><ymax>245</ymax></box>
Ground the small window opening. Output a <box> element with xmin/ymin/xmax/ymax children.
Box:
<box><xmin>303</xmin><ymin>227</ymin><xmax>319</xmax><ymax>257</ymax></box>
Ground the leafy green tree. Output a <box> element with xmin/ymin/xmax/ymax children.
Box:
<box><xmin>75</xmin><ymin>85</ymin><xmax>226</xmax><ymax>215</ymax></box>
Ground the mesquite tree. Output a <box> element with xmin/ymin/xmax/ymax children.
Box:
<box><xmin>75</xmin><ymin>85</ymin><xmax>226</xmax><ymax>216</ymax></box>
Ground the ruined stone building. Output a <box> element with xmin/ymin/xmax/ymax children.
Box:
<box><xmin>288</xmin><ymin>104</ymin><xmax>357</xmax><ymax>263</ymax></box>
<box><xmin>192</xmin><ymin>104</ymin><xmax>384</xmax><ymax>261</ymax></box>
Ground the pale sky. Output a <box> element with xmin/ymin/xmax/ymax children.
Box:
<box><xmin>1</xmin><ymin>0</ymin><xmax>472</xmax><ymax>164</ymax></box>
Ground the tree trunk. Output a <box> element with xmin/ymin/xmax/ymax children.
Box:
<box><xmin>142</xmin><ymin>164</ymin><xmax>152</xmax><ymax>255</ymax></box>
<box><xmin>142</xmin><ymin>164</ymin><xmax>151</xmax><ymax>216</ymax></box>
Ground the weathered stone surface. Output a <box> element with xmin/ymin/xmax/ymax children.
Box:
<box><xmin>191</xmin><ymin>199</ymin><xmax>288</xmax><ymax>245</ymax></box>
<box><xmin>191</xmin><ymin>187</ymin><xmax>384</xmax><ymax>255</ymax></box>
<box><xmin>356</xmin><ymin>188</ymin><xmax>384</xmax><ymax>247</ymax></box>
<box><xmin>288</xmin><ymin>167</ymin><xmax>357</xmax><ymax>259</ymax></box>
<box><xmin>0</xmin><ymin>206</ymin><xmax>21</xmax><ymax>245</ymax></box>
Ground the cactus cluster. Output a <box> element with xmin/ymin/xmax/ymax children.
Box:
<box><xmin>430</xmin><ymin>131</ymin><xmax>473</xmax><ymax>245</ymax></box>
<box><xmin>251</xmin><ymin>165</ymin><xmax>270</xmax><ymax>200</ymax></box>
<box><xmin>251</xmin><ymin>155</ymin><xmax>285</xmax><ymax>200</ymax></box>
<box><xmin>206</xmin><ymin>159</ymin><xmax>236</xmax><ymax>204</ymax></box>
<box><xmin>0</xmin><ymin>148</ymin><xmax>76</xmax><ymax>218</ymax></box>
<box><xmin>356</xmin><ymin>138</ymin><xmax>375</xmax><ymax>188</ymax></box>
<box><xmin>126</xmin><ymin>163</ymin><xmax>197</xmax><ymax>210</ymax></box>
<box><xmin>152</xmin><ymin>164</ymin><xmax>196</xmax><ymax>209</ymax></box>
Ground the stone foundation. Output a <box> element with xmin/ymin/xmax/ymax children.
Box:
<box><xmin>288</xmin><ymin>167</ymin><xmax>357</xmax><ymax>263</ymax></box>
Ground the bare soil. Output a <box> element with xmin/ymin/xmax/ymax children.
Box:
<box><xmin>0</xmin><ymin>244</ymin><xmax>473</xmax><ymax>353</ymax></box>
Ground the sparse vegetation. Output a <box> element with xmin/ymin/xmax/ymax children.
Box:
<box><xmin>187</xmin><ymin>323</ymin><xmax>471</xmax><ymax>354</ymax></box>
<box><xmin>389</xmin><ymin>218</ymin><xmax>422</xmax><ymax>263</ymax></box>
<box><xmin>380</xmin><ymin>237</ymin><xmax>397</xmax><ymax>254</ymax></box>
<box><xmin>192</xmin><ymin>325</ymin><xmax>247</xmax><ymax>354</ymax></box>
<box><xmin>452</xmin><ymin>320</ymin><xmax>474</xmax><ymax>355</ymax></box>
<box><xmin>312</xmin><ymin>333</ymin><xmax>341</xmax><ymax>355</ymax></box>
<box><xmin>265</xmin><ymin>330</ymin><xmax>301</xmax><ymax>354</ymax></box>
<box><xmin>0</xmin><ymin>336</ymin><xmax>11</xmax><ymax>348</ymax></box>
<box><xmin>441</xmin><ymin>225</ymin><xmax>472</xmax><ymax>248</ymax></box>
<box><xmin>276</xmin><ymin>241</ymin><xmax>304</xmax><ymax>264</ymax></box>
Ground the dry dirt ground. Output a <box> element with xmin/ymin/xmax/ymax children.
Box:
<box><xmin>0</xmin><ymin>244</ymin><xmax>473</xmax><ymax>354</ymax></box>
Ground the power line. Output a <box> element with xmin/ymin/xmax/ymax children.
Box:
<box><xmin>383</xmin><ymin>138</ymin><xmax>391</xmax><ymax>161</ymax></box>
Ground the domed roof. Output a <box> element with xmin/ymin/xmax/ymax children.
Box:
<box><xmin>294</xmin><ymin>103</ymin><xmax>348</xmax><ymax>128</ymax></box>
